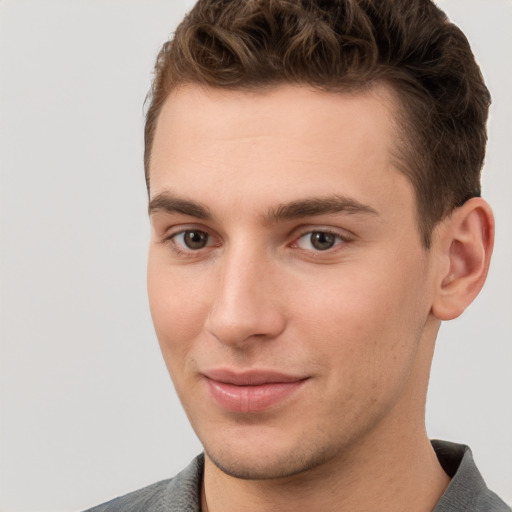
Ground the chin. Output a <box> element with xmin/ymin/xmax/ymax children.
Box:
<box><xmin>203</xmin><ymin>433</ymin><xmax>339</xmax><ymax>481</ymax></box>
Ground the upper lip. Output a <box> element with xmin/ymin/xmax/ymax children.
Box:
<box><xmin>203</xmin><ymin>369</ymin><xmax>307</xmax><ymax>386</ymax></box>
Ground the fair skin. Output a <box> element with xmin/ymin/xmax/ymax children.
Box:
<box><xmin>147</xmin><ymin>84</ymin><xmax>493</xmax><ymax>512</ymax></box>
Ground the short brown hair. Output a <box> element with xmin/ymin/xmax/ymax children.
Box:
<box><xmin>144</xmin><ymin>0</ymin><xmax>491</xmax><ymax>247</ymax></box>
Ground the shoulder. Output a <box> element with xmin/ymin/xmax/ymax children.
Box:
<box><xmin>83</xmin><ymin>479</ymin><xmax>170</xmax><ymax>512</ymax></box>
<box><xmin>82</xmin><ymin>454</ymin><xmax>204</xmax><ymax>512</ymax></box>
<box><xmin>432</xmin><ymin>440</ymin><xmax>510</xmax><ymax>512</ymax></box>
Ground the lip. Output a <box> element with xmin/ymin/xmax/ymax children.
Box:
<box><xmin>203</xmin><ymin>369</ymin><xmax>309</xmax><ymax>413</ymax></box>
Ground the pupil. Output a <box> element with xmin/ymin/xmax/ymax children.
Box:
<box><xmin>311</xmin><ymin>231</ymin><xmax>335</xmax><ymax>250</ymax></box>
<box><xmin>184</xmin><ymin>230</ymin><xmax>207</xmax><ymax>249</ymax></box>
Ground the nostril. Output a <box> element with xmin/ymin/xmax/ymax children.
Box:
<box><xmin>205</xmin><ymin>300</ymin><xmax>286</xmax><ymax>347</ymax></box>
<box><xmin>204</xmin><ymin>253</ymin><xmax>287</xmax><ymax>346</ymax></box>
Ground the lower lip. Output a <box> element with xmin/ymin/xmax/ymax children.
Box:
<box><xmin>205</xmin><ymin>378</ymin><xmax>307</xmax><ymax>413</ymax></box>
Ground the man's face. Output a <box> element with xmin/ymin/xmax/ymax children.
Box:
<box><xmin>147</xmin><ymin>84</ymin><xmax>438</xmax><ymax>479</ymax></box>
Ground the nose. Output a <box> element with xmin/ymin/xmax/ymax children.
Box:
<box><xmin>204</xmin><ymin>246</ymin><xmax>286</xmax><ymax>347</ymax></box>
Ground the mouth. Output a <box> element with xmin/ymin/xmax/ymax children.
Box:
<box><xmin>202</xmin><ymin>369</ymin><xmax>309</xmax><ymax>413</ymax></box>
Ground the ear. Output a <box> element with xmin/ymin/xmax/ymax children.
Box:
<box><xmin>431</xmin><ymin>197</ymin><xmax>494</xmax><ymax>321</ymax></box>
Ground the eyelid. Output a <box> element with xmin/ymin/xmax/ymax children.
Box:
<box><xmin>162</xmin><ymin>225</ymin><xmax>220</xmax><ymax>257</ymax></box>
<box><xmin>291</xmin><ymin>225</ymin><xmax>354</xmax><ymax>242</ymax></box>
<box><xmin>289</xmin><ymin>226</ymin><xmax>354</xmax><ymax>252</ymax></box>
<box><xmin>159</xmin><ymin>223</ymin><xmax>354</xmax><ymax>258</ymax></box>
<box><xmin>161</xmin><ymin>223</ymin><xmax>212</xmax><ymax>240</ymax></box>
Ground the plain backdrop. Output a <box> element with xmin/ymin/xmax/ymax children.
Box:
<box><xmin>0</xmin><ymin>1</ymin><xmax>510</xmax><ymax>510</ymax></box>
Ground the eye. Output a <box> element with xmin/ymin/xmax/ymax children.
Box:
<box><xmin>173</xmin><ymin>230</ymin><xmax>211</xmax><ymax>250</ymax></box>
<box><xmin>295</xmin><ymin>230</ymin><xmax>345</xmax><ymax>251</ymax></box>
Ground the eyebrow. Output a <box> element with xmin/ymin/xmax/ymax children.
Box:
<box><xmin>265</xmin><ymin>195</ymin><xmax>379</xmax><ymax>223</ymax></box>
<box><xmin>148</xmin><ymin>193</ymin><xmax>211</xmax><ymax>219</ymax></box>
<box><xmin>148</xmin><ymin>191</ymin><xmax>379</xmax><ymax>222</ymax></box>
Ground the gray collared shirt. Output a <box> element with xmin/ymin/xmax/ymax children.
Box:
<box><xmin>85</xmin><ymin>440</ymin><xmax>510</xmax><ymax>511</ymax></box>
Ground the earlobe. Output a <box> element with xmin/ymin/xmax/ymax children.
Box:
<box><xmin>431</xmin><ymin>198</ymin><xmax>494</xmax><ymax>321</ymax></box>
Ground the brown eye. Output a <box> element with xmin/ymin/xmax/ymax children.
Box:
<box><xmin>178</xmin><ymin>230</ymin><xmax>210</xmax><ymax>250</ymax></box>
<box><xmin>295</xmin><ymin>230</ymin><xmax>344</xmax><ymax>251</ymax></box>
<box><xmin>310</xmin><ymin>231</ymin><xmax>336</xmax><ymax>251</ymax></box>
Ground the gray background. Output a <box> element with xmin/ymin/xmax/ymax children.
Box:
<box><xmin>0</xmin><ymin>1</ymin><xmax>510</xmax><ymax>510</ymax></box>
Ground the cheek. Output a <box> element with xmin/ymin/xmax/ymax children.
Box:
<box><xmin>287</xmin><ymin>256</ymin><xmax>430</xmax><ymax>383</ymax></box>
<box><xmin>147</xmin><ymin>257</ymin><xmax>210</xmax><ymax>369</ymax></box>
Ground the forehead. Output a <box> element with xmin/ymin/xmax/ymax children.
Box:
<box><xmin>149</xmin><ymin>84</ymin><xmax>409</xmax><ymax>218</ymax></box>
<box><xmin>151</xmin><ymin>83</ymin><xmax>398</xmax><ymax>160</ymax></box>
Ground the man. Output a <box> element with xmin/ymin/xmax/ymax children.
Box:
<box><xmin>87</xmin><ymin>0</ymin><xmax>509</xmax><ymax>510</ymax></box>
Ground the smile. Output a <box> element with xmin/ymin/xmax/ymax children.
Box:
<box><xmin>203</xmin><ymin>370</ymin><xmax>309</xmax><ymax>413</ymax></box>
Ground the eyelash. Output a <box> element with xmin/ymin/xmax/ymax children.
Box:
<box><xmin>164</xmin><ymin>229</ymin><xmax>217</xmax><ymax>257</ymax></box>
<box><xmin>291</xmin><ymin>229</ymin><xmax>351</xmax><ymax>253</ymax></box>
<box><xmin>163</xmin><ymin>227</ymin><xmax>352</xmax><ymax>258</ymax></box>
